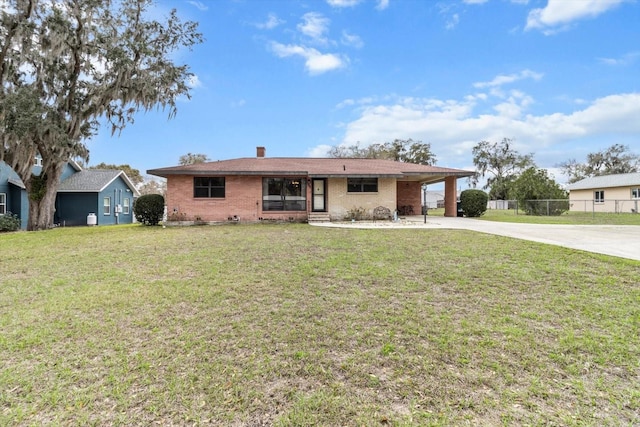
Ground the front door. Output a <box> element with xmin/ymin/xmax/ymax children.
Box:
<box><xmin>312</xmin><ymin>179</ymin><xmax>326</xmax><ymax>211</ymax></box>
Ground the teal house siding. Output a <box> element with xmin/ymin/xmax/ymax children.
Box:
<box><xmin>2</xmin><ymin>160</ymin><xmax>139</xmax><ymax>228</ymax></box>
<box><xmin>57</xmin><ymin>170</ymin><xmax>139</xmax><ymax>226</ymax></box>
<box><xmin>55</xmin><ymin>193</ymin><xmax>98</xmax><ymax>226</ymax></box>
<box><xmin>0</xmin><ymin>161</ymin><xmax>29</xmax><ymax>229</ymax></box>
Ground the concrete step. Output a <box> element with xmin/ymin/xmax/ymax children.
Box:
<box><xmin>308</xmin><ymin>212</ymin><xmax>331</xmax><ymax>222</ymax></box>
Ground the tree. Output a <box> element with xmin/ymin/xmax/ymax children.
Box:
<box><xmin>138</xmin><ymin>179</ymin><xmax>166</xmax><ymax>196</ymax></box>
<box><xmin>89</xmin><ymin>163</ymin><xmax>143</xmax><ymax>186</ymax></box>
<box><xmin>509</xmin><ymin>167</ymin><xmax>568</xmax><ymax>216</ymax></box>
<box><xmin>471</xmin><ymin>138</ymin><xmax>535</xmax><ymax>200</ymax></box>
<box><xmin>329</xmin><ymin>139</ymin><xmax>436</xmax><ymax>165</ymax></box>
<box><xmin>0</xmin><ymin>0</ymin><xmax>202</xmax><ymax>230</ymax></box>
<box><xmin>558</xmin><ymin>144</ymin><xmax>639</xmax><ymax>184</ymax></box>
<box><xmin>179</xmin><ymin>152</ymin><xmax>210</xmax><ymax>165</ymax></box>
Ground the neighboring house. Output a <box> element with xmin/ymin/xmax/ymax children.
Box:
<box><xmin>0</xmin><ymin>163</ymin><xmax>28</xmax><ymax>224</ymax></box>
<box><xmin>0</xmin><ymin>158</ymin><xmax>140</xmax><ymax>229</ymax></box>
<box><xmin>56</xmin><ymin>169</ymin><xmax>140</xmax><ymax>226</ymax></box>
<box><xmin>567</xmin><ymin>172</ymin><xmax>640</xmax><ymax>214</ymax></box>
<box><xmin>147</xmin><ymin>146</ymin><xmax>474</xmax><ymax>222</ymax></box>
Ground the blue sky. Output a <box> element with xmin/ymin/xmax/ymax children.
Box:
<box><xmin>86</xmin><ymin>0</ymin><xmax>640</xmax><ymax>186</ymax></box>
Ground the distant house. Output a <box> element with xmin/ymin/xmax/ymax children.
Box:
<box><xmin>567</xmin><ymin>172</ymin><xmax>640</xmax><ymax>213</ymax></box>
<box><xmin>0</xmin><ymin>158</ymin><xmax>140</xmax><ymax>229</ymax></box>
<box><xmin>147</xmin><ymin>146</ymin><xmax>474</xmax><ymax>222</ymax></box>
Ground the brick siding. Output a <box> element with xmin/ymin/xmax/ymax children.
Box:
<box><xmin>166</xmin><ymin>175</ymin><xmax>308</xmax><ymax>222</ymax></box>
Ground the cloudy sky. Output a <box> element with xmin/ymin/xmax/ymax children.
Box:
<box><xmin>87</xmin><ymin>0</ymin><xmax>640</xmax><ymax>185</ymax></box>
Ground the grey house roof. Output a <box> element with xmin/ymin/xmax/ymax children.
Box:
<box><xmin>567</xmin><ymin>172</ymin><xmax>640</xmax><ymax>191</ymax></box>
<box><xmin>58</xmin><ymin>170</ymin><xmax>140</xmax><ymax>195</ymax></box>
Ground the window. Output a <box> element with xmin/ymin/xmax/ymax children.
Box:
<box><xmin>594</xmin><ymin>190</ymin><xmax>604</xmax><ymax>204</ymax></box>
<box><xmin>123</xmin><ymin>198</ymin><xmax>130</xmax><ymax>214</ymax></box>
<box><xmin>0</xmin><ymin>193</ymin><xmax>6</xmax><ymax>215</ymax></box>
<box><xmin>194</xmin><ymin>177</ymin><xmax>225</xmax><ymax>198</ymax></box>
<box><xmin>263</xmin><ymin>178</ymin><xmax>306</xmax><ymax>211</ymax></box>
<box><xmin>347</xmin><ymin>178</ymin><xmax>378</xmax><ymax>193</ymax></box>
<box><xmin>632</xmin><ymin>188</ymin><xmax>640</xmax><ymax>199</ymax></box>
<box><xmin>33</xmin><ymin>156</ymin><xmax>42</xmax><ymax>166</ymax></box>
<box><xmin>104</xmin><ymin>197</ymin><xmax>111</xmax><ymax>215</ymax></box>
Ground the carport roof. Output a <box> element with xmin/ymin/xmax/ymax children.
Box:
<box><xmin>148</xmin><ymin>157</ymin><xmax>474</xmax><ymax>184</ymax></box>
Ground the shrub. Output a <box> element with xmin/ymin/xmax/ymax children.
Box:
<box><xmin>509</xmin><ymin>168</ymin><xmax>568</xmax><ymax>216</ymax></box>
<box><xmin>460</xmin><ymin>189</ymin><xmax>488</xmax><ymax>217</ymax></box>
<box><xmin>0</xmin><ymin>212</ymin><xmax>21</xmax><ymax>232</ymax></box>
<box><xmin>133</xmin><ymin>194</ymin><xmax>165</xmax><ymax>225</ymax></box>
<box><xmin>345</xmin><ymin>206</ymin><xmax>368</xmax><ymax>221</ymax></box>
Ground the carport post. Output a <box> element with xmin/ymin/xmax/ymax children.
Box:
<box><xmin>423</xmin><ymin>184</ymin><xmax>427</xmax><ymax>223</ymax></box>
<box><xmin>444</xmin><ymin>176</ymin><xmax>457</xmax><ymax>217</ymax></box>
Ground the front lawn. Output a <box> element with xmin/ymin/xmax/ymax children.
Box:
<box><xmin>1</xmin><ymin>224</ymin><xmax>638</xmax><ymax>425</ymax></box>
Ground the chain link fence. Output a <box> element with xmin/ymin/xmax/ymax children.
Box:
<box><xmin>488</xmin><ymin>199</ymin><xmax>640</xmax><ymax>217</ymax></box>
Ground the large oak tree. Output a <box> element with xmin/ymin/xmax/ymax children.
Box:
<box><xmin>0</xmin><ymin>0</ymin><xmax>201</xmax><ymax>230</ymax></box>
<box><xmin>471</xmin><ymin>138</ymin><xmax>535</xmax><ymax>200</ymax></box>
<box><xmin>558</xmin><ymin>144</ymin><xmax>639</xmax><ymax>184</ymax></box>
<box><xmin>329</xmin><ymin>139</ymin><xmax>437</xmax><ymax>165</ymax></box>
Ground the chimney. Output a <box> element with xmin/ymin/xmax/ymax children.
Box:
<box><xmin>256</xmin><ymin>146</ymin><xmax>266</xmax><ymax>158</ymax></box>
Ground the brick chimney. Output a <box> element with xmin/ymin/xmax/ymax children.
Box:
<box><xmin>257</xmin><ymin>146</ymin><xmax>266</xmax><ymax>158</ymax></box>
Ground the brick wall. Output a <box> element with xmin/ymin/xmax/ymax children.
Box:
<box><xmin>166</xmin><ymin>175</ymin><xmax>415</xmax><ymax>222</ymax></box>
<box><xmin>166</xmin><ymin>175</ymin><xmax>308</xmax><ymax>222</ymax></box>
<box><xmin>396</xmin><ymin>181</ymin><xmax>421</xmax><ymax>214</ymax></box>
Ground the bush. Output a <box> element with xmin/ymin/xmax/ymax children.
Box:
<box><xmin>0</xmin><ymin>212</ymin><xmax>21</xmax><ymax>232</ymax></box>
<box><xmin>460</xmin><ymin>189</ymin><xmax>488</xmax><ymax>217</ymax></box>
<box><xmin>133</xmin><ymin>194</ymin><xmax>165</xmax><ymax>225</ymax></box>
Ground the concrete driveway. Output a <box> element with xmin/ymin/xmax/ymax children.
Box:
<box><xmin>311</xmin><ymin>216</ymin><xmax>640</xmax><ymax>262</ymax></box>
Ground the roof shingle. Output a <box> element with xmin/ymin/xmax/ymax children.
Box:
<box><xmin>58</xmin><ymin>170</ymin><xmax>125</xmax><ymax>192</ymax></box>
<box><xmin>567</xmin><ymin>172</ymin><xmax>640</xmax><ymax>190</ymax></box>
<box><xmin>148</xmin><ymin>157</ymin><xmax>474</xmax><ymax>182</ymax></box>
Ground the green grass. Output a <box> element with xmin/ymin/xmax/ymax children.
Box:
<box><xmin>1</xmin><ymin>224</ymin><xmax>639</xmax><ymax>425</ymax></box>
<box><xmin>425</xmin><ymin>207</ymin><xmax>640</xmax><ymax>225</ymax></box>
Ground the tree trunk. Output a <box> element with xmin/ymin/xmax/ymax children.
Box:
<box><xmin>24</xmin><ymin>161</ymin><xmax>64</xmax><ymax>231</ymax></box>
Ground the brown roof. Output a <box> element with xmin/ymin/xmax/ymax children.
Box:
<box><xmin>148</xmin><ymin>157</ymin><xmax>474</xmax><ymax>184</ymax></box>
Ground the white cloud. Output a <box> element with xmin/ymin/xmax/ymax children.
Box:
<box><xmin>473</xmin><ymin>69</ymin><xmax>543</xmax><ymax>89</ymax></box>
<box><xmin>445</xmin><ymin>13</ymin><xmax>460</xmax><ymax>30</ymax></box>
<box><xmin>463</xmin><ymin>0</ymin><xmax>488</xmax><ymax>4</ymax></box>
<box><xmin>297</xmin><ymin>12</ymin><xmax>330</xmax><ymax>44</ymax></box>
<box><xmin>270</xmin><ymin>42</ymin><xmax>347</xmax><ymax>75</ymax></box>
<box><xmin>307</xmin><ymin>144</ymin><xmax>334</xmax><ymax>157</ymax></box>
<box><xmin>335</xmin><ymin>99</ymin><xmax>355</xmax><ymax>109</ymax></box>
<box><xmin>328</xmin><ymin>91</ymin><xmax>640</xmax><ymax>170</ymax></box>
<box><xmin>186</xmin><ymin>1</ymin><xmax>208</xmax><ymax>11</ymax></box>
<box><xmin>376</xmin><ymin>0</ymin><xmax>390</xmax><ymax>11</ymax></box>
<box><xmin>598</xmin><ymin>51</ymin><xmax>640</xmax><ymax>66</ymax></box>
<box><xmin>526</xmin><ymin>0</ymin><xmax>625</xmax><ymax>33</ymax></box>
<box><xmin>187</xmin><ymin>74</ymin><xmax>202</xmax><ymax>88</ymax></box>
<box><xmin>341</xmin><ymin>31</ymin><xmax>364</xmax><ymax>48</ymax></box>
<box><xmin>326</xmin><ymin>0</ymin><xmax>362</xmax><ymax>7</ymax></box>
<box><xmin>255</xmin><ymin>13</ymin><xmax>284</xmax><ymax>30</ymax></box>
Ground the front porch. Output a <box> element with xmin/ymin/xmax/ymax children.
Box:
<box><xmin>308</xmin><ymin>175</ymin><xmax>462</xmax><ymax>223</ymax></box>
